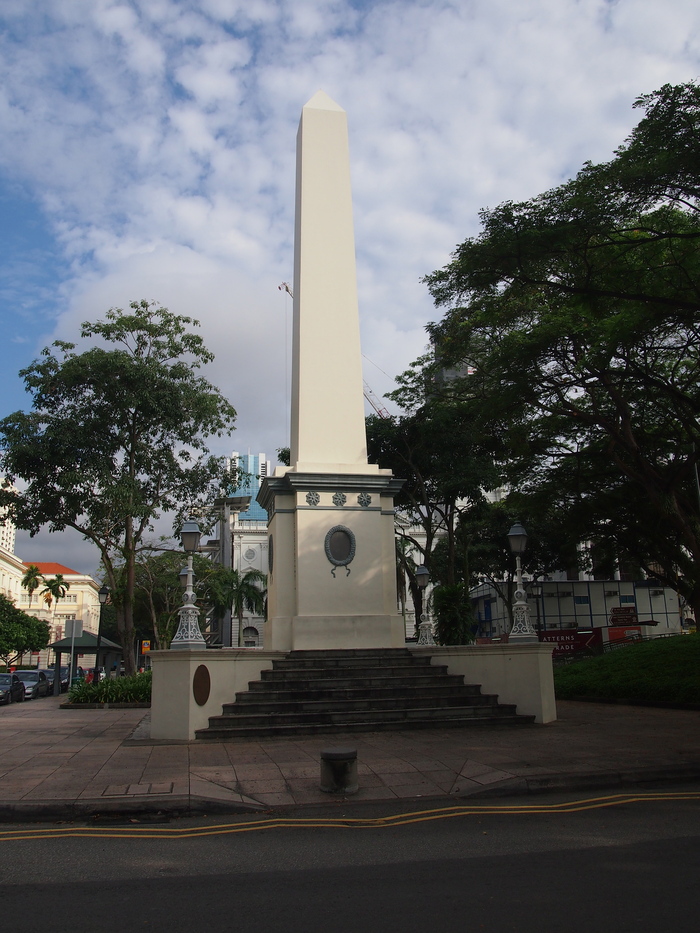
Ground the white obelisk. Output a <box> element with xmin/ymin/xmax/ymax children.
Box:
<box><xmin>259</xmin><ymin>91</ymin><xmax>405</xmax><ymax>651</ymax></box>
<box><xmin>290</xmin><ymin>90</ymin><xmax>368</xmax><ymax>471</ymax></box>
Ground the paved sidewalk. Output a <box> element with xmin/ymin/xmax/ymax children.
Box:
<box><xmin>1</xmin><ymin>695</ymin><xmax>699</xmax><ymax>821</ymax></box>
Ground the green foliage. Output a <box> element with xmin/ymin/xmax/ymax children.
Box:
<box><xmin>21</xmin><ymin>565</ymin><xmax>42</xmax><ymax>608</ymax></box>
<box><xmin>40</xmin><ymin>574</ymin><xmax>70</xmax><ymax>610</ymax></box>
<box><xmin>201</xmin><ymin>567</ymin><xmax>267</xmax><ymax>646</ymax></box>
<box><xmin>67</xmin><ymin>670</ymin><xmax>152</xmax><ymax>704</ymax></box>
<box><xmin>554</xmin><ymin>636</ymin><xmax>700</xmax><ymax>704</ymax></box>
<box><xmin>0</xmin><ymin>301</ymin><xmax>237</xmax><ymax>673</ymax></box>
<box><xmin>419</xmin><ymin>80</ymin><xmax>700</xmax><ymax>619</ymax></box>
<box><xmin>0</xmin><ymin>593</ymin><xmax>50</xmax><ymax>664</ymax></box>
<box><xmin>129</xmin><ymin>549</ymin><xmax>211</xmax><ymax>649</ymax></box>
<box><xmin>431</xmin><ymin>584</ymin><xmax>475</xmax><ymax>645</ymax></box>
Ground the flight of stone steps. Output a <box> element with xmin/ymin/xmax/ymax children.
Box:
<box><xmin>196</xmin><ymin>648</ymin><xmax>535</xmax><ymax>740</ymax></box>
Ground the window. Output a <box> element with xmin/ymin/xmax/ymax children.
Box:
<box><xmin>620</xmin><ymin>595</ymin><xmax>636</xmax><ymax>604</ymax></box>
<box><xmin>574</xmin><ymin>596</ymin><xmax>589</xmax><ymax>605</ymax></box>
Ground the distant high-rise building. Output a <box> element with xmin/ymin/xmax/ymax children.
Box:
<box><xmin>0</xmin><ymin>483</ymin><xmax>17</xmax><ymax>554</ymax></box>
<box><xmin>230</xmin><ymin>452</ymin><xmax>271</xmax><ymax>522</ymax></box>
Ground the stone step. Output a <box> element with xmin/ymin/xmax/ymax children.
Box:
<box><xmin>205</xmin><ymin>702</ymin><xmax>520</xmax><ymax>730</ymax></box>
<box><xmin>252</xmin><ymin>673</ymin><xmax>466</xmax><ymax>691</ymax></box>
<box><xmin>233</xmin><ymin>683</ymin><xmax>484</xmax><ymax>704</ymax></box>
<box><xmin>288</xmin><ymin>648</ymin><xmax>413</xmax><ymax>658</ymax></box>
<box><xmin>196</xmin><ymin>712</ymin><xmax>535</xmax><ymax>740</ymax></box>
<box><xmin>271</xmin><ymin>655</ymin><xmax>433</xmax><ymax>670</ymax></box>
<box><xmin>195</xmin><ymin>647</ymin><xmax>534</xmax><ymax>741</ymax></box>
<box><xmin>260</xmin><ymin>664</ymin><xmax>451</xmax><ymax>682</ymax></box>
<box><xmin>221</xmin><ymin>692</ymin><xmax>496</xmax><ymax>716</ymax></box>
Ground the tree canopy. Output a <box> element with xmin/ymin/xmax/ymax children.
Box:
<box><xmin>0</xmin><ymin>301</ymin><xmax>237</xmax><ymax>672</ymax></box>
<box><xmin>0</xmin><ymin>593</ymin><xmax>50</xmax><ymax>666</ymax></box>
<box><xmin>417</xmin><ymin>80</ymin><xmax>700</xmax><ymax>622</ymax></box>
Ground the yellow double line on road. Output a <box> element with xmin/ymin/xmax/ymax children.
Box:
<box><xmin>2</xmin><ymin>791</ymin><xmax>699</xmax><ymax>840</ymax></box>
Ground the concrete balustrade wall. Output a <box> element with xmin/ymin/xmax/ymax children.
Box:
<box><xmin>150</xmin><ymin>643</ymin><xmax>556</xmax><ymax>740</ymax></box>
<box><xmin>409</xmin><ymin>644</ymin><xmax>556</xmax><ymax>723</ymax></box>
<box><xmin>149</xmin><ymin>650</ymin><xmax>284</xmax><ymax>741</ymax></box>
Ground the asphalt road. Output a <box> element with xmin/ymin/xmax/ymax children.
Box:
<box><xmin>1</xmin><ymin>788</ymin><xmax>698</xmax><ymax>932</ymax></box>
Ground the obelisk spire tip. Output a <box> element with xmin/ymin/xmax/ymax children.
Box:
<box><xmin>303</xmin><ymin>89</ymin><xmax>345</xmax><ymax>112</ymax></box>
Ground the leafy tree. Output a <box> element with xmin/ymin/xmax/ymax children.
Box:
<box><xmin>431</xmin><ymin>583</ymin><xmax>475</xmax><ymax>645</ymax></box>
<box><xmin>421</xmin><ymin>81</ymin><xmax>700</xmax><ymax>622</ymax></box>
<box><xmin>0</xmin><ymin>301</ymin><xmax>237</xmax><ymax>672</ymax></box>
<box><xmin>0</xmin><ymin>593</ymin><xmax>50</xmax><ymax>666</ymax></box>
<box><xmin>21</xmin><ymin>564</ymin><xmax>42</xmax><ymax>610</ymax></box>
<box><xmin>201</xmin><ymin>567</ymin><xmax>266</xmax><ymax>647</ymax></box>
<box><xmin>130</xmin><ymin>549</ymin><xmax>214</xmax><ymax>649</ymax></box>
<box><xmin>40</xmin><ymin>574</ymin><xmax>70</xmax><ymax>617</ymax></box>
<box><xmin>367</xmin><ymin>407</ymin><xmax>500</xmax><ymax>580</ymax></box>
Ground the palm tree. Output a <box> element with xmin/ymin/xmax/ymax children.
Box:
<box><xmin>21</xmin><ymin>565</ymin><xmax>43</xmax><ymax>610</ymax></box>
<box><xmin>40</xmin><ymin>575</ymin><xmax>70</xmax><ymax>618</ymax></box>
<box><xmin>204</xmin><ymin>568</ymin><xmax>266</xmax><ymax>647</ymax></box>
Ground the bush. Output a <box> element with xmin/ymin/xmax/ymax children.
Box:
<box><xmin>554</xmin><ymin>636</ymin><xmax>700</xmax><ymax>704</ymax></box>
<box><xmin>432</xmin><ymin>584</ymin><xmax>475</xmax><ymax>645</ymax></box>
<box><xmin>67</xmin><ymin>670</ymin><xmax>152</xmax><ymax>704</ymax></box>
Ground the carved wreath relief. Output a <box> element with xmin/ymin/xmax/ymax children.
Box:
<box><xmin>324</xmin><ymin>525</ymin><xmax>356</xmax><ymax>577</ymax></box>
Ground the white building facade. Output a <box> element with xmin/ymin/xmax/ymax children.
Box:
<box><xmin>472</xmin><ymin>577</ymin><xmax>682</xmax><ymax>642</ymax></box>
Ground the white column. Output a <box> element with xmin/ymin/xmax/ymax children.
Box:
<box><xmin>290</xmin><ymin>90</ymin><xmax>369</xmax><ymax>472</ymax></box>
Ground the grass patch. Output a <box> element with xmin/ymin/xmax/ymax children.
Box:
<box><xmin>67</xmin><ymin>670</ymin><xmax>152</xmax><ymax>704</ymax></box>
<box><xmin>554</xmin><ymin>636</ymin><xmax>700</xmax><ymax>704</ymax></box>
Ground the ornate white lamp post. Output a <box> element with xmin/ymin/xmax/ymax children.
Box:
<box><xmin>93</xmin><ymin>584</ymin><xmax>109</xmax><ymax>682</ymax></box>
<box><xmin>415</xmin><ymin>564</ymin><xmax>435</xmax><ymax>646</ymax></box>
<box><xmin>507</xmin><ymin>522</ymin><xmax>538</xmax><ymax>643</ymax></box>
<box><xmin>170</xmin><ymin>519</ymin><xmax>206</xmax><ymax>650</ymax></box>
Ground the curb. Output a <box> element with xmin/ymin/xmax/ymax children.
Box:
<box><xmin>60</xmin><ymin>703</ymin><xmax>151</xmax><ymax>710</ymax></box>
<box><xmin>3</xmin><ymin>766</ymin><xmax>699</xmax><ymax>824</ymax></box>
<box><xmin>0</xmin><ymin>794</ymin><xmax>265</xmax><ymax>824</ymax></box>
<box><xmin>563</xmin><ymin>696</ymin><xmax>700</xmax><ymax>711</ymax></box>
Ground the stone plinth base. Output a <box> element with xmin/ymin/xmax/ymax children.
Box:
<box><xmin>150</xmin><ymin>649</ymin><xmax>284</xmax><ymax>741</ymax></box>
<box><xmin>265</xmin><ymin>614</ymin><xmax>406</xmax><ymax>651</ymax></box>
<box><xmin>149</xmin><ymin>642</ymin><xmax>557</xmax><ymax>741</ymax></box>
<box><xmin>410</xmin><ymin>643</ymin><xmax>556</xmax><ymax>724</ymax></box>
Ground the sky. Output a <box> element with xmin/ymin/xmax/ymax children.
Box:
<box><xmin>1</xmin><ymin>0</ymin><xmax>699</xmax><ymax>575</ymax></box>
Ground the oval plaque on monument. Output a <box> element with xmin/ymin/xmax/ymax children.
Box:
<box><xmin>192</xmin><ymin>664</ymin><xmax>211</xmax><ymax>707</ymax></box>
<box><xmin>324</xmin><ymin>525</ymin><xmax>356</xmax><ymax>576</ymax></box>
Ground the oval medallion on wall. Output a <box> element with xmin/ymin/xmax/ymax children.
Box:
<box><xmin>324</xmin><ymin>525</ymin><xmax>356</xmax><ymax>577</ymax></box>
<box><xmin>192</xmin><ymin>664</ymin><xmax>211</xmax><ymax>707</ymax></box>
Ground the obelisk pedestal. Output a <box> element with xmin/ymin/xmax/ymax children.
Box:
<box><xmin>259</xmin><ymin>91</ymin><xmax>405</xmax><ymax>651</ymax></box>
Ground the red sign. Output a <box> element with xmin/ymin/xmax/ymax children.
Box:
<box><xmin>607</xmin><ymin>625</ymin><xmax>641</xmax><ymax>643</ymax></box>
<box><xmin>538</xmin><ymin>629</ymin><xmax>603</xmax><ymax>658</ymax></box>
<box><xmin>610</xmin><ymin>606</ymin><xmax>638</xmax><ymax>625</ymax></box>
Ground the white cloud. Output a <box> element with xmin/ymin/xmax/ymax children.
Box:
<box><xmin>1</xmin><ymin>0</ymin><xmax>699</xmax><ymax>570</ymax></box>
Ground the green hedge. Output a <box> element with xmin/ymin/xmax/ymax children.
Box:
<box><xmin>67</xmin><ymin>670</ymin><xmax>152</xmax><ymax>704</ymax></box>
<box><xmin>554</xmin><ymin>636</ymin><xmax>700</xmax><ymax>704</ymax></box>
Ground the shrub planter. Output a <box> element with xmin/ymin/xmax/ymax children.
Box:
<box><xmin>60</xmin><ymin>702</ymin><xmax>151</xmax><ymax>709</ymax></box>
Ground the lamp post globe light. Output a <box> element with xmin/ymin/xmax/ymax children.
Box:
<box><xmin>93</xmin><ymin>584</ymin><xmax>109</xmax><ymax>683</ymax></box>
<box><xmin>507</xmin><ymin>522</ymin><xmax>538</xmax><ymax>643</ymax></box>
<box><xmin>170</xmin><ymin>519</ymin><xmax>206</xmax><ymax>650</ymax></box>
<box><xmin>414</xmin><ymin>564</ymin><xmax>436</xmax><ymax>646</ymax></box>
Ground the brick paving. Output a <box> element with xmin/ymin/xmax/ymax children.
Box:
<box><xmin>1</xmin><ymin>694</ymin><xmax>699</xmax><ymax>819</ymax></box>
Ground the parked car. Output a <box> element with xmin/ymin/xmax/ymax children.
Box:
<box><xmin>15</xmin><ymin>669</ymin><xmax>51</xmax><ymax>700</ymax></box>
<box><xmin>39</xmin><ymin>669</ymin><xmax>58</xmax><ymax>694</ymax></box>
<box><xmin>56</xmin><ymin>666</ymin><xmax>85</xmax><ymax>691</ymax></box>
<box><xmin>0</xmin><ymin>672</ymin><xmax>25</xmax><ymax>704</ymax></box>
